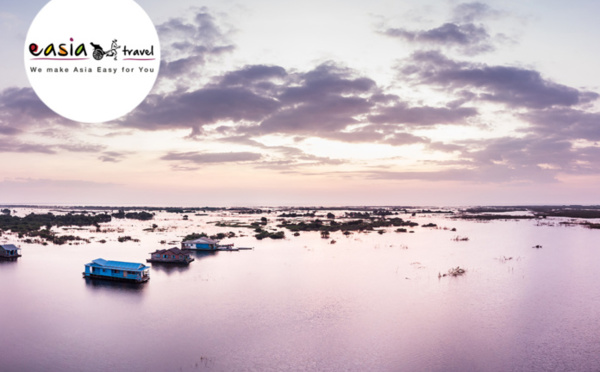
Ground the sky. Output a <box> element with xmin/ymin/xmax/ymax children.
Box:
<box><xmin>1</xmin><ymin>0</ymin><xmax>600</xmax><ymax>206</ymax></box>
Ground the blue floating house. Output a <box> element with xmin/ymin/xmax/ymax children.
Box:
<box><xmin>0</xmin><ymin>244</ymin><xmax>21</xmax><ymax>259</ymax></box>
<box><xmin>83</xmin><ymin>258</ymin><xmax>150</xmax><ymax>282</ymax></box>
<box><xmin>181</xmin><ymin>237</ymin><xmax>219</xmax><ymax>251</ymax></box>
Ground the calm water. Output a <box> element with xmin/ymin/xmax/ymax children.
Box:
<box><xmin>2</xmin><ymin>209</ymin><xmax>600</xmax><ymax>371</ymax></box>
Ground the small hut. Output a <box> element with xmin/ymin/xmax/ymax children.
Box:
<box><xmin>181</xmin><ymin>237</ymin><xmax>219</xmax><ymax>251</ymax></box>
<box><xmin>0</xmin><ymin>244</ymin><xmax>21</xmax><ymax>259</ymax></box>
<box><xmin>147</xmin><ymin>247</ymin><xmax>194</xmax><ymax>264</ymax></box>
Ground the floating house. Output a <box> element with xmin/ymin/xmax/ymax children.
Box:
<box><xmin>0</xmin><ymin>244</ymin><xmax>21</xmax><ymax>259</ymax></box>
<box><xmin>181</xmin><ymin>237</ymin><xmax>219</xmax><ymax>251</ymax></box>
<box><xmin>83</xmin><ymin>258</ymin><xmax>150</xmax><ymax>283</ymax></box>
<box><xmin>147</xmin><ymin>247</ymin><xmax>194</xmax><ymax>264</ymax></box>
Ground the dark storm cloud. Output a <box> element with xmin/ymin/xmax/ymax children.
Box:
<box><xmin>401</xmin><ymin>51</ymin><xmax>598</xmax><ymax>109</ymax></box>
<box><xmin>384</xmin><ymin>23</ymin><xmax>493</xmax><ymax>54</ymax></box>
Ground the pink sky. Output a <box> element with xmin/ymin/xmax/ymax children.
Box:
<box><xmin>1</xmin><ymin>0</ymin><xmax>600</xmax><ymax>206</ymax></box>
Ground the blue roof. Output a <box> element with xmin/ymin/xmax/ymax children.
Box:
<box><xmin>0</xmin><ymin>244</ymin><xmax>20</xmax><ymax>251</ymax></box>
<box><xmin>86</xmin><ymin>258</ymin><xmax>148</xmax><ymax>271</ymax></box>
<box><xmin>184</xmin><ymin>237</ymin><xmax>218</xmax><ymax>244</ymax></box>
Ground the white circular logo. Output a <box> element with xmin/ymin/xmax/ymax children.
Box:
<box><xmin>24</xmin><ymin>0</ymin><xmax>160</xmax><ymax>123</ymax></box>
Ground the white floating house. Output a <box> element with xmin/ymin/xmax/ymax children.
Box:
<box><xmin>83</xmin><ymin>258</ymin><xmax>150</xmax><ymax>283</ymax></box>
<box><xmin>0</xmin><ymin>244</ymin><xmax>21</xmax><ymax>259</ymax></box>
<box><xmin>181</xmin><ymin>237</ymin><xmax>219</xmax><ymax>251</ymax></box>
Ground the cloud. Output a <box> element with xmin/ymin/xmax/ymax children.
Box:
<box><xmin>98</xmin><ymin>151</ymin><xmax>128</xmax><ymax>163</ymax></box>
<box><xmin>401</xmin><ymin>50</ymin><xmax>598</xmax><ymax>109</ymax></box>
<box><xmin>384</xmin><ymin>23</ymin><xmax>493</xmax><ymax>54</ymax></box>
<box><xmin>121</xmin><ymin>87</ymin><xmax>280</xmax><ymax>131</ymax></box>
<box><xmin>365</xmin><ymin>165</ymin><xmax>558</xmax><ymax>184</ymax></box>
<box><xmin>452</xmin><ymin>2</ymin><xmax>501</xmax><ymax>23</ymax></box>
<box><xmin>158</xmin><ymin>9</ymin><xmax>234</xmax><ymax>58</ymax></box>
<box><xmin>57</xmin><ymin>143</ymin><xmax>105</xmax><ymax>153</ymax></box>
<box><xmin>381</xmin><ymin>2</ymin><xmax>506</xmax><ymax>55</ymax></box>
<box><xmin>521</xmin><ymin>108</ymin><xmax>600</xmax><ymax>141</ymax></box>
<box><xmin>0</xmin><ymin>177</ymin><xmax>118</xmax><ymax>189</ymax></box>
<box><xmin>369</xmin><ymin>102</ymin><xmax>477</xmax><ymax>126</ymax></box>
<box><xmin>252</xmin><ymin>63</ymin><xmax>378</xmax><ymax>136</ymax></box>
<box><xmin>155</xmin><ymin>8</ymin><xmax>235</xmax><ymax>83</ymax></box>
<box><xmin>0</xmin><ymin>136</ymin><xmax>104</xmax><ymax>155</ymax></box>
<box><xmin>360</xmin><ymin>133</ymin><xmax>600</xmax><ymax>184</ymax></box>
<box><xmin>159</xmin><ymin>55</ymin><xmax>208</xmax><ymax>81</ymax></box>
<box><xmin>0</xmin><ymin>87</ymin><xmax>65</xmax><ymax>129</ymax></box>
<box><xmin>213</xmin><ymin>136</ymin><xmax>345</xmax><ymax>171</ymax></box>
<box><xmin>0</xmin><ymin>125</ymin><xmax>19</xmax><ymax>135</ymax></box>
<box><xmin>122</xmin><ymin>62</ymin><xmax>382</xmax><ymax>139</ymax></box>
<box><xmin>161</xmin><ymin>151</ymin><xmax>262</xmax><ymax>165</ymax></box>
<box><xmin>125</xmin><ymin>59</ymin><xmax>488</xmax><ymax>150</ymax></box>
<box><xmin>219</xmin><ymin>65</ymin><xmax>287</xmax><ymax>89</ymax></box>
<box><xmin>258</xmin><ymin>95</ymin><xmax>372</xmax><ymax>135</ymax></box>
<box><xmin>0</xmin><ymin>138</ymin><xmax>55</xmax><ymax>154</ymax></box>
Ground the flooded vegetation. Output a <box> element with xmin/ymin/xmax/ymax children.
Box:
<box><xmin>1</xmin><ymin>204</ymin><xmax>600</xmax><ymax>371</ymax></box>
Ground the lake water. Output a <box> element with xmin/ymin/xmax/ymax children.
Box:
<box><xmin>2</xmin><ymin>209</ymin><xmax>600</xmax><ymax>371</ymax></box>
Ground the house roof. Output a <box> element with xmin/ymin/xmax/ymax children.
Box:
<box><xmin>183</xmin><ymin>237</ymin><xmax>218</xmax><ymax>244</ymax></box>
<box><xmin>0</xmin><ymin>244</ymin><xmax>20</xmax><ymax>251</ymax></box>
<box><xmin>86</xmin><ymin>258</ymin><xmax>148</xmax><ymax>271</ymax></box>
<box><xmin>149</xmin><ymin>247</ymin><xmax>186</xmax><ymax>255</ymax></box>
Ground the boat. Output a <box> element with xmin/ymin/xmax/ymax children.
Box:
<box><xmin>216</xmin><ymin>243</ymin><xmax>254</xmax><ymax>251</ymax></box>
<box><xmin>147</xmin><ymin>247</ymin><xmax>194</xmax><ymax>264</ymax></box>
<box><xmin>216</xmin><ymin>244</ymin><xmax>239</xmax><ymax>251</ymax></box>
<box><xmin>83</xmin><ymin>258</ymin><xmax>150</xmax><ymax>283</ymax></box>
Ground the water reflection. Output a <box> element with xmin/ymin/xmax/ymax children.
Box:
<box><xmin>149</xmin><ymin>261</ymin><xmax>192</xmax><ymax>275</ymax></box>
<box><xmin>0</xmin><ymin>257</ymin><xmax>19</xmax><ymax>263</ymax></box>
<box><xmin>4</xmin><ymin>210</ymin><xmax>600</xmax><ymax>372</ymax></box>
<box><xmin>186</xmin><ymin>250</ymin><xmax>218</xmax><ymax>260</ymax></box>
<box><xmin>83</xmin><ymin>277</ymin><xmax>147</xmax><ymax>293</ymax></box>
